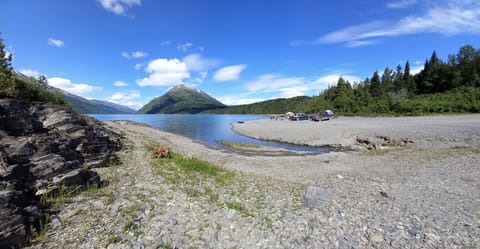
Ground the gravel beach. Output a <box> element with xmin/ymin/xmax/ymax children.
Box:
<box><xmin>232</xmin><ymin>114</ymin><xmax>480</xmax><ymax>150</ymax></box>
<box><xmin>26</xmin><ymin>115</ymin><xmax>480</xmax><ymax>249</ymax></box>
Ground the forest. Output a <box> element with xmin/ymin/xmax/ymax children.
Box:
<box><xmin>207</xmin><ymin>44</ymin><xmax>480</xmax><ymax>115</ymax></box>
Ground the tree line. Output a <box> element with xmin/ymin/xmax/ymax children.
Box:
<box><xmin>208</xmin><ymin>44</ymin><xmax>480</xmax><ymax>115</ymax></box>
<box><xmin>315</xmin><ymin>45</ymin><xmax>480</xmax><ymax>115</ymax></box>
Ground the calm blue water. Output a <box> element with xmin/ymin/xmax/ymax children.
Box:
<box><xmin>91</xmin><ymin>114</ymin><xmax>327</xmax><ymax>154</ymax></box>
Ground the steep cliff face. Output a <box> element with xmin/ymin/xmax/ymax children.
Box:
<box><xmin>0</xmin><ymin>98</ymin><xmax>121</xmax><ymax>248</ymax></box>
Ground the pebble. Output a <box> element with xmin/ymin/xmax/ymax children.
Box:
<box><xmin>23</xmin><ymin>124</ymin><xmax>480</xmax><ymax>249</ymax></box>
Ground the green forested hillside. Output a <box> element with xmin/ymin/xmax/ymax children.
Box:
<box><xmin>138</xmin><ymin>84</ymin><xmax>226</xmax><ymax>114</ymax></box>
<box><xmin>204</xmin><ymin>96</ymin><xmax>314</xmax><ymax>114</ymax></box>
<box><xmin>207</xmin><ymin>44</ymin><xmax>480</xmax><ymax>115</ymax></box>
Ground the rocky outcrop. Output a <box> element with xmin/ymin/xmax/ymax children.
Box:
<box><xmin>0</xmin><ymin>98</ymin><xmax>121</xmax><ymax>248</ymax></box>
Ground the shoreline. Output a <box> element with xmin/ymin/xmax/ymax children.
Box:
<box><xmin>26</xmin><ymin>117</ymin><xmax>479</xmax><ymax>248</ymax></box>
<box><xmin>232</xmin><ymin>114</ymin><xmax>480</xmax><ymax>150</ymax></box>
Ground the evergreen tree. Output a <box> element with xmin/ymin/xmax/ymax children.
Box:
<box><xmin>393</xmin><ymin>64</ymin><xmax>404</xmax><ymax>91</ymax></box>
<box><xmin>0</xmin><ymin>33</ymin><xmax>15</xmax><ymax>96</ymax></box>
<box><xmin>403</xmin><ymin>61</ymin><xmax>416</xmax><ymax>94</ymax></box>
<box><xmin>370</xmin><ymin>71</ymin><xmax>382</xmax><ymax>97</ymax></box>
<box><xmin>381</xmin><ymin>67</ymin><xmax>394</xmax><ymax>92</ymax></box>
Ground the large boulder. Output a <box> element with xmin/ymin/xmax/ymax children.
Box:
<box><xmin>0</xmin><ymin>98</ymin><xmax>121</xmax><ymax>248</ymax></box>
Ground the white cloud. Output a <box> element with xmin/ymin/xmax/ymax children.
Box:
<box><xmin>244</xmin><ymin>74</ymin><xmax>312</xmax><ymax>98</ymax></box>
<box><xmin>47</xmin><ymin>77</ymin><xmax>102</xmax><ymax>95</ymax></box>
<box><xmin>122</xmin><ymin>51</ymin><xmax>148</xmax><ymax>59</ymax></box>
<box><xmin>98</xmin><ymin>0</ymin><xmax>141</xmax><ymax>15</ymax></box>
<box><xmin>182</xmin><ymin>53</ymin><xmax>220</xmax><ymax>72</ymax></box>
<box><xmin>177</xmin><ymin>42</ymin><xmax>193</xmax><ymax>52</ymax></box>
<box><xmin>386</xmin><ymin>0</ymin><xmax>417</xmax><ymax>9</ymax></box>
<box><xmin>4</xmin><ymin>46</ymin><xmax>13</xmax><ymax>59</ymax></box>
<box><xmin>411</xmin><ymin>61</ymin><xmax>425</xmax><ymax>75</ymax></box>
<box><xmin>136</xmin><ymin>58</ymin><xmax>190</xmax><ymax>87</ymax></box>
<box><xmin>245</xmin><ymin>74</ymin><xmax>305</xmax><ymax>92</ymax></box>
<box><xmin>213</xmin><ymin>64</ymin><xmax>247</xmax><ymax>82</ymax></box>
<box><xmin>244</xmin><ymin>73</ymin><xmax>361</xmax><ymax>99</ymax></box>
<box><xmin>294</xmin><ymin>1</ymin><xmax>480</xmax><ymax>47</ymax></box>
<box><xmin>134</xmin><ymin>63</ymin><xmax>143</xmax><ymax>70</ymax></box>
<box><xmin>114</xmin><ymin>80</ymin><xmax>128</xmax><ymax>87</ymax></box>
<box><xmin>107</xmin><ymin>90</ymin><xmax>144</xmax><ymax>110</ymax></box>
<box><xmin>19</xmin><ymin>69</ymin><xmax>41</xmax><ymax>78</ymax></box>
<box><xmin>47</xmin><ymin>38</ymin><xmax>64</xmax><ymax>47</ymax></box>
<box><xmin>161</xmin><ymin>40</ymin><xmax>171</xmax><ymax>46</ymax></box>
<box><xmin>217</xmin><ymin>71</ymin><xmax>363</xmax><ymax>105</ymax></box>
<box><xmin>217</xmin><ymin>95</ymin><xmax>267</xmax><ymax>106</ymax></box>
<box><xmin>314</xmin><ymin>74</ymin><xmax>362</xmax><ymax>87</ymax></box>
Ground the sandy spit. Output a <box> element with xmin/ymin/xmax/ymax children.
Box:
<box><xmin>232</xmin><ymin>114</ymin><xmax>480</xmax><ymax>149</ymax></box>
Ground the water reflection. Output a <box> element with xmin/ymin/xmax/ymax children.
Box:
<box><xmin>91</xmin><ymin>114</ymin><xmax>327</xmax><ymax>154</ymax></box>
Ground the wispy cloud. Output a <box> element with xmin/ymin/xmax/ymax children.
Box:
<box><xmin>244</xmin><ymin>73</ymin><xmax>361</xmax><ymax>98</ymax></box>
<box><xmin>314</xmin><ymin>74</ymin><xmax>362</xmax><ymax>87</ymax></box>
<box><xmin>182</xmin><ymin>53</ymin><xmax>220</xmax><ymax>72</ymax></box>
<box><xmin>47</xmin><ymin>38</ymin><xmax>64</xmax><ymax>47</ymax></box>
<box><xmin>217</xmin><ymin>95</ymin><xmax>267</xmax><ymax>106</ymax></box>
<box><xmin>293</xmin><ymin>1</ymin><xmax>480</xmax><ymax>47</ymax></box>
<box><xmin>107</xmin><ymin>90</ymin><xmax>144</xmax><ymax>110</ymax></box>
<box><xmin>136</xmin><ymin>58</ymin><xmax>190</xmax><ymax>87</ymax></box>
<box><xmin>114</xmin><ymin>80</ymin><xmax>128</xmax><ymax>87</ymax></box>
<box><xmin>177</xmin><ymin>42</ymin><xmax>193</xmax><ymax>52</ymax></box>
<box><xmin>161</xmin><ymin>40</ymin><xmax>171</xmax><ymax>46</ymax></box>
<box><xmin>213</xmin><ymin>65</ymin><xmax>247</xmax><ymax>82</ymax></box>
<box><xmin>97</xmin><ymin>0</ymin><xmax>141</xmax><ymax>15</ymax></box>
<box><xmin>245</xmin><ymin>74</ymin><xmax>308</xmax><ymax>97</ymax></box>
<box><xmin>19</xmin><ymin>69</ymin><xmax>41</xmax><ymax>78</ymax></box>
<box><xmin>47</xmin><ymin>77</ymin><xmax>102</xmax><ymax>95</ymax></box>
<box><xmin>386</xmin><ymin>0</ymin><xmax>418</xmax><ymax>9</ymax></box>
<box><xmin>122</xmin><ymin>51</ymin><xmax>148</xmax><ymax>59</ymax></box>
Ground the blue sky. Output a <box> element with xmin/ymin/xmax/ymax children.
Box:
<box><xmin>1</xmin><ymin>0</ymin><xmax>479</xmax><ymax>110</ymax></box>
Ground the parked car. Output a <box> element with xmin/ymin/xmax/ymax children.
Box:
<box><xmin>290</xmin><ymin>112</ymin><xmax>309</xmax><ymax>121</ymax></box>
<box><xmin>310</xmin><ymin>110</ymin><xmax>335</xmax><ymax>121</ymax></box>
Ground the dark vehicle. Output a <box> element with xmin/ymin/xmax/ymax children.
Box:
<box><xmin>310</xmin><ymin>110</ymin><xmax>335</xmax><ymax>121</ymax></box>
<box><xmin>290</xmin><ymin>112</ymin><xmax>309</xmax><ymax>121</ymax></box>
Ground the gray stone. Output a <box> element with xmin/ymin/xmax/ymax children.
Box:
<box><xmin>51</xmin><ymin>214</ymin><xmax>63</xmax><ymax>227</ymax></box>
<box><xmin>304</xmin><ymin>185</ymin><xmax>331</xmax><ymax>209</ymax></box>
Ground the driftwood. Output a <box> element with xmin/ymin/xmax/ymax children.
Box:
<box><xmin>151</xmin><ymin>146</ymin><xmax>171</xmax><ymax>159</ymax></box>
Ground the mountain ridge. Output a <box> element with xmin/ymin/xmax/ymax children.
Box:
<box><xmin>14</xmin><ymin>71</ymin><xmax>135</xmax><ymax>114</ymax></box>
<box><xmin>138</xmin><ymin>84</ymin><xmax>226</xmax><ymax>114</ymax></box>
<box><xmin>54</xmin><ymin>87</ymin><xmax>136</xmax><ymax>114</ymax></box>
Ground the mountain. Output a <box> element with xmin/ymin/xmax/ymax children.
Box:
<box><xmin>138</xmin><ymin>84</ymin><xmax>226</xmax><ymax>114</ymax></box>
<box><xmin>12</xmin><ymin>71</ymin><xmax>135</xmax><ymax>114</ymax></box>
<box><xmin>56</xmin><ymin>88</ymin><xmax>136</xmax><ymax>114</ymax></box>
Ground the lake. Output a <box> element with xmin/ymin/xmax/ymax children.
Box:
<box><xmin>91</xmin><ymin>114</ymin><xmax>327</xmax><ymax>154</ymax></box>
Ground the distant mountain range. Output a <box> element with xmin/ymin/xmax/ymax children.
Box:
<box><xmin>14</xmin><ymin>71</ymin><xmax>134</xmax><ymax>114</ymax></box>
<box><xmin>137</xmin><ymin>84</ymin><xmax>226</xmax><ymax>114</ymax></box>
<box><xmin>55</xmin><ymin>88</ymin><xmax>136</xmax><ymax>114</ymax></box>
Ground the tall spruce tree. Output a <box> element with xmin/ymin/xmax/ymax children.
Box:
<box><xmin>0</xmin><ymin>33</ymin><xmax>15</xmax><ymax>96</ymax></box>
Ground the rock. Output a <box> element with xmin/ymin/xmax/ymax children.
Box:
<box><xmin>3</xmin><ymin>138</ymin><xmax>36</xmax><ymax>164</ymax></box>
<box><xmin>304</xmin><ymin>185</ymin><xmax>331</xmax><ymax>209</ymax></box>
<box><xmin>52</xmin><ymin>168</ymin><xmax>101</xmax><ymax>188</ymax></box>
<box><xmin>167</xmin><ymin>217</ymin><xmax>179</xmax><ymax>226</ymax></box>
<box><xmin>0</xmin><ymin>97</ymin><xmax>122</xmax><ymax>248</ymax></box>
<box><xmin>51</xmin><ymin>214</ymin><xmax>63</xmax><ymax>227</ymax></box>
